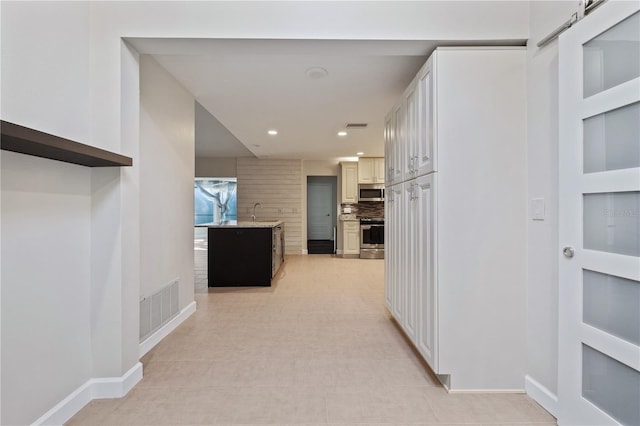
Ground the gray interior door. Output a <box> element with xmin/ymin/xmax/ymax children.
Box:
<box><xmin>307</xmin><ymin>177</ymin><xmax>336</xmax><ymax>240</ymax></box>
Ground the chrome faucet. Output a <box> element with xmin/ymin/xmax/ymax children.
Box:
<box><xmin>251</xmin><ymin>203</ymin><xmax>262</xmax><ymax>222</ymax></box>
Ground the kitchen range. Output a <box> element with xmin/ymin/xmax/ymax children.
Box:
<box><xmin>359</xmin><ymin>217</ymin><xmax>384</xmax><ymax>259</ymax></box>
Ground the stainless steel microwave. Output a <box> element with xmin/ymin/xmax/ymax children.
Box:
<box><xmin>358</xmin><ymin>184</ymin><xmax>384</xmax><ymax>202</ymax></box>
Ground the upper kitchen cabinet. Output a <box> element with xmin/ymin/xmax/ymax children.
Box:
<box><xmin>385</xmin><ymin>54</ymin><xmax>435</xmax><ymax>184</ymax></box>
<box><xmin>384</xmin><ymin>113</ymin><xmax>394</xmax><ymax>185</ymax></box>
<box><xmin>385</xmin><ymin>102</ymin><xmax>405</xmax><ymax>185</ymax></box>
<box><xmin>358</xmin><ymin>157</ymin><xmax>385</xmax><ymax>184</ymax></box>
<box><xmin>340</xmin><ymin>161</ymin><xmax>358</xmax><ymax>203</ymax></box>
<box><xmin>412</xmin><ymin>57</ymin><xmax>435</xmax><ymax>177</ymax></box>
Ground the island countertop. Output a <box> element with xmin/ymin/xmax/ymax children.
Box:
<box><xmin>196</xmin><ymin>220</ymin><xmax>284</xmax><ymax>228</ymax></box>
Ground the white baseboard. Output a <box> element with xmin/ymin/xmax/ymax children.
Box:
<box><xmin>447</xmin><ymin>388</ymin><xmax>525</xmax><ymax>393</ymax></box>
<box><xmin>32</xmin><ymin>362</ymin><xmax>143</xmax><ymax>426</ymax></box>
<box><xmin>30</xmin><ymin>301</ymin><xmax>196</xmax><ymax>425</ymax></box>
<box><xmin>90</xmin><ymin>362</ymin><xmax>143</xmax><ymax>399</ymax></box>
<box><xmin>139</xmin><ymin>300</ymin><xmax>196</xmax><ymax>357</ymax></box>
<box><xmin>525</xmin><ymin>374</ymin><xmax>558</xmax><ymax>418</ymax></box>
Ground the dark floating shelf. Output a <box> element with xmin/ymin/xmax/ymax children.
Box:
<box><xmin>1</xmin><ymin>120</ymin><xmax>133</xmax><ymax>167</ymax></box>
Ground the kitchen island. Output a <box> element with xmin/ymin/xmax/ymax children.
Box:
<box><xmin>201</xmin><ymin>221</ymin><xmax>285</xmax><ymax>287</ymax></box>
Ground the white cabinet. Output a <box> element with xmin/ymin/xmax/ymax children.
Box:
<box><xmin>358</xmin><ymin>157</ymin><xmax>385</xmax><ymax>184</ymax></box>
<box><xmin>413</xmin><ymin>174</ymin><xmax>436</xmax><ymax>370</ymax></box>
<box><xmin>384</xmin><ymin>48</ymin><xmax>527</xmax><ymax>391</ymax></box>
<box><xmin>393</xmin><ymin>103</ymin><xmax>405</xmax><ymax>184</ymax></box>
<box><xmin>402</xmin><ymin>181</ymin><xmax>417</xmax><ymax>342</ymax></box>
<box><xmin>375</xmin><ymin>158</ymin><xmax>386</xmax><ymax>184</ymax></box>
<box><xmin>358</xmin><ymin>158</ymin><xmax>374</xmax><ymax>183</ymax></box>
<box><xmin>384</xmin><ymin>194</ymin><xmax>394</xmax><ymax>309</ymax></box>
<box><xmin>404</xmin><ymin>79</ymin><xmax>419</xmax><ymax>180</ymax></box>
<box><xmin>340</xmin><ymin>161</ymin><xmax>358</xmax><ymax>203</ymax></box>
<box><xmin>386</xmin><ymin>55</ymin><xmax>435</xmax><ymax>185</ymax></box>
<box><xmin>384</xmin><ymin>114</ymin><xmax>394</xmax><ymax>184</ymax></box>
<box><xmin>386</xmin><ymin>179</ymin><xmax>423</xmax><ymax>350</ymax></box>
<box><xmin>342</xmin><ymin>220</ymin><xmax>360</xmax><ymax>256</ymax></box>
<box><xmin>385</xmin><ymin>185</ymin><xmax>404</xmax><ymax>320</ymax></box>
<box><xmin>412</xmin><ymin>60</ymin><xmax>435</xmax><ymax>176</ymax></box>
<box><xmin>385</xmin><ymin>102</ymin><xmax>405</xmax><ymax>186</ymax></box>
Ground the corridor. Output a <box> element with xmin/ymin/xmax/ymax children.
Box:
<box><xmin>68</xmin><ymin>253</ymin><xmax>554</xmax><ymax>425</ymax></box>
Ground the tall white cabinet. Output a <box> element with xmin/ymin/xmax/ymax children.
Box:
<box><xmin>385</xmin><ymin>48</ymin><xmax>527</xmax><ymax>390</ymax></box>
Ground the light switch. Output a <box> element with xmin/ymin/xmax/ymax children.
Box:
<box><xmin>344</xmin><ymin>207</ymin><xmax>352</xmax><ymax>213</ymax></box>
<box><xmin>531</xmin><ymin>198</ymin><xmax>545</xmax><ymax>221</ymax></box>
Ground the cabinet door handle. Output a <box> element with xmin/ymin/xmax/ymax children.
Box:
<box><xmin>411</xmin><ymin>183</ymin><xmax>419</xmax><ymax>200</ymax></box>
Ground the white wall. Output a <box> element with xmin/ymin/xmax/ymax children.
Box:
<box><xmin>0</xmin><ymin>1</ymin><xmax>90</xmax><ymax>142</ymax></box>
<box><xmin>302</xmin><ymin>160</ymin><xmax>342</xmax><ymax>177</ymax></box>
<box><xmin>526</xmin><ymin>0</ymin><xmax>577</xmax><ymax>406</ymax></box>
<box><xmin>1</xmin><ymin>153</ymin><xmax>93</xmax><ymax>425</ymax></box>
<box><xmin>1</xmin><ymin>3</ymin><xmax>94</xmax><ymax>424</ymax></box>
<box><xmin>237</xmin><ymin>158</ymin><xmax>303</xmax><ymax>254</ymax></box>
<box><xmin>195</xmin><ymin>157</ymin><xmax>238</xmax><ymax>178</ymax></box>
<box><xmin>140</xmin><ymin>55</ymin><xmax>195</xmax><ymax>306</ymax></box>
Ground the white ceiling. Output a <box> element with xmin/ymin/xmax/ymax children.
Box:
<box><xmin>128</xmin><ymin>38</ymin><xmax>524</xmax><ymax>161</ymax></box>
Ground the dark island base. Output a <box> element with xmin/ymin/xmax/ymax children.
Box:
<box><xmin>208</xmin><ymin>227</ymin><xmax>274</xmax><ymax>287</ymax></box>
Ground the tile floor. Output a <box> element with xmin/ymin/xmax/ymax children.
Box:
<box><xmin>67</xmin><ymin>237</ymin><xmax>555</xmax><ymax>425</ymax></box>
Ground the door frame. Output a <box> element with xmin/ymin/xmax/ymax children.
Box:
<box><xmin>306</xmin><ymin>175</ymin><xmax>338</xmax><ymax>251</ymax></box>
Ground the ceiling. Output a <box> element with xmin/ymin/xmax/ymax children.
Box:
<box><xmin>128</xmin><ymin>38</ymin><xmax>525</xmax><ymax>161</ymax></box>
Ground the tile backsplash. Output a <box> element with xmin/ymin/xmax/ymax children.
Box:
<box><xmin>341</xmin><ymin>202</ymin><xmax>384</xmax><ymax>218</ymax></box>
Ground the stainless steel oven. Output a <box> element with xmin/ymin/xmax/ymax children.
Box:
<box><xmin>360</xmin><ymin>217</ymin><xmax>384</xmax><ymax>259</ymax></box>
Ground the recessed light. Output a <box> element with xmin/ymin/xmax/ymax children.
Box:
<box><xmin>305</xmin><ymin>66</ymin><xmax>328</xmax><ymax>79</ymax></box>
<box><xmin>338</xmin><ymin>131</ymin><xmax>348</xmax><ymax>137</ymax></box>
<box><xmin>357</xmin><ymin>152</ymin><xmax>364</xmax><ymax>156</ymax></box>
<box><xmin>268</xmin><ymin>130</ymin><xmax>278</xmax><ymax>135</ymax></box>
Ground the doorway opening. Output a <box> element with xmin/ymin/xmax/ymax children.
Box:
<box><xmin>307</xmin><ymin>176</ymin><xmax>337</xmax><ymax>254</ymax></box>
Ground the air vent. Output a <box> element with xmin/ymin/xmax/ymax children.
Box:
<box><xmin>139</xmin><ymin>279</ymin><xmax>180</xmax><ymax>342</ymax></box>
<box><xmin>346</xmin><ymin>123</ymin><xmax>368</xmax><ymax>129</ymax></box>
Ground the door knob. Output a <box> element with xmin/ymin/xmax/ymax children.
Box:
<box><xmin>563</xmin><ymin>247</ymin><xmax>575</xmax><ymax>258</ymax></box>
